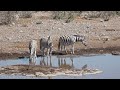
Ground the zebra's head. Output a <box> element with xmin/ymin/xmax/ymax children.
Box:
<box><xmin>73</xmin><ymin>35</ymin><xmax>87</xmax><ymax>46</ymax></box>
<box><xmin>47</xmin><ymin>36</ymin><xmax>53</xmax><ymax>47</ymax></box>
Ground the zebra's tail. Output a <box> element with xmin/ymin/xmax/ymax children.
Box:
<box><xmin>58</xmin><ymin>40</ymin><xmax>60</xmax><ymax>51</ymax></box>
<box><xmin>40</xmin><ymin>39</ymin><xmax>42</xmax><ymax>51</ymax></box>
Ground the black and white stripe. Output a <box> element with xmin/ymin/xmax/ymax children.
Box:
<box><xmin>29</xmin><ymin>40</ymin><xmax>37</xmax><ymax>63</ymax></box>
<box><xmin>40</xmin><ymin>36</ymin><xmax>53</xmax><ymax>56</ymax></box>
<box><xmin>58</xmin><ymin>35</ymin><xmax>87</xmax><ymax>54</ymax></box>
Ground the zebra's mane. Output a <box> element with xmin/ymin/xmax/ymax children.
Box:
<box><xmin>73</xmin><ymin>35</ymin><xmax>85</xmax><ymax>37</ymax></box>
<box><xmin>73</xmin><ymin>35</ymin><xmax>85</xmax><ymax>42</ymax></box>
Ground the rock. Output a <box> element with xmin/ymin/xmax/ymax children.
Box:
<box><xmin>58</xmin><ymin>28</ymin><xmax>61</xmax><ymax>30</ymax></box>
<box><xmin>100</xmin><ymin>35</ymin><xmax>110</xmax><ymax>43</ymax></box>
<box><xmin>100</xmin><ymin>19</ymin><xmax>104</xmax><ymax>22</ymax></box>
<box><xmin>111</xmin><ymin>51</ymin><xmax>120</xmax><ymax>55</ymax></box>
<box><xmin>35</xmin><ymin>72</ymin><xmax>44</xmax><ymax>76</ymax></box>
<box><xmin>86</xmin><ymin>26</ymin><xmax>89</xmax><ymax>28</ymax></box>
<box><xmin>26</xmin><ymin>74</ymin><xmax>35</xmax><ymax>77</ymax></box>
<box><xmin>36</xmin><ymin>21</ymin><xmax>43</xmax><ymax>24</ymax></box>
<box><xmin>21</xmin><ymin>24</ymin><xmax>28</xmax><ymax>27</ymax></box>
<box><xmin>62</xmin><ymin>23</ymin><xmax>66</xmax><ymax>25</ymax></box>
<box><xmin>0</xmin><ymin>67</ymin><xmax>5</xmax><ymax>70</ymax></box>
<box><xmin>6</xmin><ymin>37</ymin><xmax>12</xmax><ymax>40</ymax></box>
<box><xmin>99</xmin><ymin>50</ymin><xmax>103</xmax><ymax>52</ymax></box>
<box><xmin>19</xmin><ymin>30</ymin><xmax>23</xmax><ymax>33</ymax></box>
<box><xmin>46</xmin><ymin>29</ymin><xmax>50</xmax><ymax>31</ymax></box>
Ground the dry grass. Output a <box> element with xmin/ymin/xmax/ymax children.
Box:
<box><xmin>16</xmin><ymin>18</ymin><xmax>33</xmax><ymax>25</ymax></box>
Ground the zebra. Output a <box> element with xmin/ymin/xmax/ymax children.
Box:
<box><xmin>40</xmin><ymin>36</ymin><xmax>53</xmax><ymax>56</ymax></box>
<box><xmin>29</xmin><ymin>40</ymin><xmax>37</xmax><ymax>62</ymax></box>
<box><xmin>58</xmin><ymin>35</ymin><xmax>87</xmax><ymax>54</ymax></box>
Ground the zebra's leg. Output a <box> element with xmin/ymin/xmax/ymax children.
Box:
<box><xmin>72</xmin><ymin>44</ymin><xmax>74</xmax><ymax>54</ymax></box>
<box><xmin>64</xmin><ymin>58</ymin><xmax>66</xmax><ymax>65</ymax></box>
<box><xmin>40</xmin><ymin>57</ymin><xmax>43</xmax><ymax>66</ymax></box>
<box><xmin>43</xmin><ymin>56</ymin><xmax>46</xmax><ymax>66</ymax></box>
<box><xmin>50</xmin><ymin>55</ymin><xmax>52</xmax><ymax>67</ymax></box>
<box><xmin>34</xmin><ymin>48</ymin><xmax>37</xmax><ymax>59</ymax></box>
<box><xmin>70</xmin><ymin>57</ymin><xmax>74</xmax><ymax>68</ymax></box>
<box><xmin>33</xmin><ymin>49</ymin><xmax>36</xmax><ymax>62</ymax></box>
<box><xmin>30</xmin><ymin>48</ymin><xmax>34</xmax><ymax>56</ymax></box>
<box><xmin>40</xmin><ymin>47</ymin><xmax>44</xmax><ymax>56</ymax></box>
<box><xmin>61</xmin><ymin>58</ymin><xmax>63</xmax><ymax>65</ymax></box>
<box><xmin>47</xmin><ymin>48</ymin><xmax>49</xmax><ymax>56</ymax></box>
<box><xmin>47</xmin><ymin>55</ymin><xmax>48</xmax><ymax>66</ymax></box>
<box><xmin>42</xmin><ymin>48</ymin><xmax>45</xmax><ymax>56</ymax></box>
<box><xmin>60</xmin><ymin>45</ymin><xmax>62</xmax><ymax>51</ymax></box>
<box><xmin>49</xmin><ymin>47</ymin><xmax>52</xmax><ymax>55</ymax></box>
<box><xmin>64</xmin><ymin>46</ymin><xmax>67</xmax><ymax>53</ymax></box>
<box><xmin>58</xmin><ymin>58</ymin><xmax>60</xmax><ymax>67</ymax></box>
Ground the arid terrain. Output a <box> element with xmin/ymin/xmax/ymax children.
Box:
<box><xmin>0</xmin><ymin>12</ymin><xmax>120</xmax><ymax>59</ymax></box>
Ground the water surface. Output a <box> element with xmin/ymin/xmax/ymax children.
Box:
<box><xmin>0</xmin><ymin>54</ymin><xmax>120</xmax><ymax>79</ymax></box>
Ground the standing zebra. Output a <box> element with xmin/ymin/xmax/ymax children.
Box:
<box><xmin>58</xmin><ymin>35</ymin><xmax>87</xmax><ymax>54</ymax></box>
<box><xmin>29</xmin><ymin>40</ymin><xmax>37</xmax><ymax>63</ymax></box>
<box><xmin>40</xmin><ymin>36</ymin><xmax>53</xmax><ymax>56</ymax></box>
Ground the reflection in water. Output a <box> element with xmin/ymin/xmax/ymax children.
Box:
<box><xmin>0</xmin><ymin>54</ymin><xmax>104</xmax><ymax>78</ymax></box>
<box><xmin>38</xmin><ymin>55</ymin><xmax>75</xmax><ymax>69</ymax></box>
<box><xmin>29</xmin><ymin>55</ymin><xmax>87</xmax><ymax>70</ymax></box>
<box><xmin>1</xmin><ymin>54</ymin><xmax>119</xmax><ymax>78</ymax></box>
<box><xmin>29</xmin><ymin>56</ymin><xmax>36</xmax><ymax>65</ymax></box>
<box><xmin>57</xmin><ymin>56</ymin><xmax>74</xmax><ymax>69</ymax></box>
<box><xmin>40</xmin><ymin>55</ymin><xmax>52</xmax><ymax>67</ymax></box>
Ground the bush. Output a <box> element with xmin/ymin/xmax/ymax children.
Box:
<box><xmin>52</xmin><ymin>11</ymin><xmax>81</xmax><ymax>23</ymax></box>
<box><xmin>17</xmin><ymin>11</ymin><xmax>33</xmax><ymax>18</ymax></box>
<box><xmin>116</xmin><ymin>11</ymin><xmax>120</xmax><ymax>16</ymax></box>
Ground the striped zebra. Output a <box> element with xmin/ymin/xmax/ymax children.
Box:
<box><xmin>58</xmin><ymin>35</ymin><xmax>87</xmax><ymax>54</ymax></box>
<box><xmin>40</xmin><ymin>36</ymin><xmax>53</xmax><ymax>56</ymax></box>
<box><xmin>29</xmin><ymin>40</ymin><xmax>37</xmax><ymax>62</ymax></box>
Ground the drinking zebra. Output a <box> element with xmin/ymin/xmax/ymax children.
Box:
<box><xmin>29</xmin><ymin>40</ymin><xmax>37</xmax><ymax>63</ymax></box>
<box><xmin>58</xmin><ymin>35</ymin><xmax>87</xmax><ymax>54</ymax></box>
<box><xmin>40</xmin><ymin>36</ymin><xmax>53</xmax><ymax>56</ymax></box>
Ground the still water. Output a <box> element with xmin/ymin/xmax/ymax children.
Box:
<box><xmin>0</xmin><ymin>54</ymin><xmax>120</xmax><ymax>79</ymax></box>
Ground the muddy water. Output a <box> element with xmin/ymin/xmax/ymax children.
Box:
<box><xmin>0</xmin><ymin>54</ymin><xmax>120</xmax><ymax>79</ymax></box>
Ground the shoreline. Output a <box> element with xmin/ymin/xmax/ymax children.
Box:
<box><xmin>0</xmin><ymin>46</ymin><xmax>120</xmax><ymax>60</ymax></box>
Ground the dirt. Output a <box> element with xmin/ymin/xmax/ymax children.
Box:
<box><xmin>0</xmin><ymin>15</ymin><xmax>120</xmax><ymax>59</ymax></box>
<box><xmin>0</xmin><ymin>64</ymin><xmax>102</xmax><ymax>77</ymax></box>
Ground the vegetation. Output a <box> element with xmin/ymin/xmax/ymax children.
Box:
<box><xmin>52</xmin><ymin>11</ymin><xmax>119</xmax><ymax>22</ymax></box>
<box><xmin>0</xmin><ymin>11</ymin><xmax>120</xmax><ymax>25</ymax></box>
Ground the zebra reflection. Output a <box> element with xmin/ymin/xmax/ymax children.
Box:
<box><xmin>39</xmin><ymin>55</ymin><xmax>74</xmax><ymax>69</ymax></box>
<box><xmin>40</xmin><ymin>55</ymin><xmax>52</xmax><ymax>67</ymax></box>
<box><xmin>29</xmin><ymin>57</ymin><xmax>36</xmax><ymax>65</ymax></box>
<box><xmin>57</xmin><ymin>56</ymin><xmax>74</xmax><ymax>69</ymax></box>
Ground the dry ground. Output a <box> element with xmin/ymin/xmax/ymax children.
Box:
<box><xmin>0</xmin><ymin>15</ymin><xmax>120</xmax><ymax>59</ymax></box>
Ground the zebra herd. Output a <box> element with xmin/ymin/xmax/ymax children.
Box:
<box><xmin>29</xmin><ymin>35</ymin><xmax>87</xmax><ymax>61</ymax></box>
